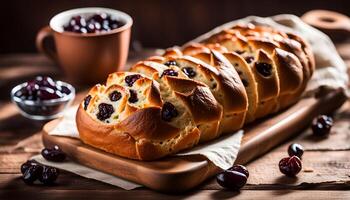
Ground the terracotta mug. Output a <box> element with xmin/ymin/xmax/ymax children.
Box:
<box><xmin>36</xmin><ymin>7</ymin><xmax>133</xmax><ymax>85</ymax></box>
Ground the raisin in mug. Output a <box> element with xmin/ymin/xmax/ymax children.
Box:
<box><xmin>36</xmin><ymin>7</ymin><xmax>133</xmax><ymax>85</ymax></box>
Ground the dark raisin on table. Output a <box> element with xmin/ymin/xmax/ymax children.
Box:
<box><xmin>255</xmin><ymin>62</ymin><xmax>272</xmax><ymax>77</ymax></box>
<box><xmin>279</xmin><ymin>156</ymin><xmax>302</xmax><ymax>177</ymax></box>
<box><xmin>96</xmin><ymin>103</ymin><xmax>115</xmax><ymax>121</ymax></box>
<box><xmin>22</xmin><ymin>164</ymin><xmax>43</xmax><ymax>185</ymax></box>
<box><xmin>39</xmin><ymin>166</ymin><xmax>60</xmax><ymax>185</ymax></box>
<box><xmin>21</xmin><ymin>160</ymin><xmax>38</xmax><ymax>174</ymax></box>
<box><xmin>41</xmin><ymin>145</ymin><xmax>67</xmax><ymax>162</ymax></box>
<box><xmin>21</xmin><ymin>160</ymin><xmax>60</xmax><ymax>185</ymax></box>
<box><xmin>161</xmin><ymin>102</ymin><xmax>179</xmax><ymax>122</ymax></box>
<box><xmin>216</xmin><ymin>170</ymin><xmax>247</xmax><ymax>190</ymax></box>
<box><xmin>288</xmin><ymin>143</ymin><xmax>304</xmax><ymax>159</ymax></box>
<box><xmin>228</xmin><ymin>164</ymin><xmax>249</xmax><ymax>178</ymax></box>
<box><xmin>125</xmin><ymin>74</ymin><xmax>142</xmax><ymax>87</ymax></box>
<box><xmin>311</xmin><ymin>115</ymin><xmax>333</xmax><ymax>137</ymax></box>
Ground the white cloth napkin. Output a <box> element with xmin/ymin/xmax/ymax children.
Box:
<box><xmin>35</xmin><ymin>14</ymin><xmax>349</xmax><ymax>190</ymax></box>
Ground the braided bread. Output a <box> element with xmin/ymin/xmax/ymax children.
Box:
<box><xmin>76</xmin><ymin>24</ymin><xmax>314</xmax><ymax>160</ymax></box>
<box><xmin>147</xmin><ymin>51</ymin><xmax>248</xmax><ymax>138</ymax></box>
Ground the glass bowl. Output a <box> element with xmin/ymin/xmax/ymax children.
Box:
<box><xmin>11</xmin><ymin>81</ymin><xmax>75</xmax><ymax>120</ymax></box>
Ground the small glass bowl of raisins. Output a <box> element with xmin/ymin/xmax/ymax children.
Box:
<box><xmin>11</xmin><ymin>76</ymin><xmax>75</xmax><ymax>120</ymax></box>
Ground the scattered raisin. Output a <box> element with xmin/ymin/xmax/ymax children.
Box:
<box><xmin>41</xmin><ymin>145</ymin><xmax>66</xmax><ymax>162</ymax></box>
<box><xmin>311</xmin><ymin>115</ymin><xmax>333</xmax><ymax>137</ymax></box>
<box><xmin>21</xmin><ymin>160</ymin><xmax>60</xmax><ymax>185</ymax></box>
<box><xmin>39</xmin><ymin>166</ymin><xmax>60</xmax><ymax>185</ymax></box>
<box><xmin>216</xmin><ymin>170</ymin><xmax>247</xmax><ymax>190</ymax></box>
<box><xmin>22</xmin><ymin>165</ymin><xmax>43</xmax><ymax>185</ymax></box>
<box><xmin>21</xmin><ymin>160</ymin><xmax>38</xmax><ymax>174</ymax></box>
<box><xmin>279</xmin><ymin>156</ymin><xmax>302</xmax><ymax>177</ymax></box>
<box><xmin>288</xmin><ymin>143</ymin><xmax>304</xmax><ymax>159</ymax></box>
<box><xmin>228</xmin><ymin>165</ymin><xmax>249</xmax><ymax>178</ymax></box>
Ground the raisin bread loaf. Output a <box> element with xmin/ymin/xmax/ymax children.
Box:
<box><xmin>76</xmin><ymin>24</ymin><xmax>314</xmax><ymax>160</ymax></box>
<box><xmin>77</xmin><ymin>71</ymin><xmax>222</xmax><ymax>160</ymax></box>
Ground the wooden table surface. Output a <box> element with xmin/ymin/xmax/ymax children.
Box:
<box><xmin>0</xmin><ymin>44</ymin><xmax>350</xmax><ymax>199</ymax></box>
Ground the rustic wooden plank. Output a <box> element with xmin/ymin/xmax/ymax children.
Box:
<box><xmin>202</xmin><ymin>151</ymin><xmax>350</xmax><ymax>190</ymax></box>
<box><xmin>0</xmin><ymin>94</ymin><xmax>85</xmax><ymax>152</ymax></box>
<box><xmin>1</xmin><ymin>150</ymin><xmax>350</xmax><ymax>190</ymax></box>
<box><xmin>1</xmin><ymin>100</ymin><xmax>349</xmax><ymax>190</ymax></box>
<box><xmin>268</xmin><ymin>101</ymin><xmax>350</xmax><ymax>152</ymax></box>
<box><xmin>0</xmin><ymin>114</ymin><xmax>45</xmax><ymax>147</ymax></box>
<box><xmin>0</xmin><ymin>189</ymin><xmax>349</xmax><ymax>200</ymax></box>
<box><xmin>0</xmin><ymin>173</ymin><xmax>118</xmax><ymax>190</ymax></box>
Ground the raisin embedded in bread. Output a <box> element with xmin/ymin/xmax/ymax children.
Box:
<box><xmin>149</xmin><ymin>52</ymin><xmax>248</xmax><ymax>139</ymax></box>
<box><xmin>130</xmin><ymin>61</ymin><xmax>223</xmax><ymax>143</ymax></box>
<box><xmin>209</xmin><ymin>33</ymin><xmax>280</xmax><ymax>119</ymax></box>
<box><xmin>184</xmin><ymin>51</ymin><xmax>248</xmax><ymax>134</ymax></box>
<box><xmin>229</xmin><ymin>24</ymin><xmax>314</xmax><ymax>109</ymax></box>
<box><xmin>181</xmin><ymin>43</ymin><xmax>258</xmax><ymax>123</ymax></box>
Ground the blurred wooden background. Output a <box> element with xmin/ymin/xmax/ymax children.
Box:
<box><xmin>1</xmin><ymin>0</ymin><xmax>349</xmax><ymax>54</ymax></box>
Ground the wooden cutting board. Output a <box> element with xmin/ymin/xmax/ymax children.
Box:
<box><xmin>42</xmin><ymin>89</ymin><xmax>347</xmax><ymax>193</ymax></box>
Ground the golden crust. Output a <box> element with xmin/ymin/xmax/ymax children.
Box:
<box><xmin>222</xmin><ymin>52</ymin><xmax>258</xmax><ymax>123</ymax></box>
<box><xmin>76</xmin><ymin>24</ymin><xmax>314</xmax><ymax>160</ymax></box>
<box><xmin>131</xmin><ymin>60</ymin><xmax>223</xmax><ymax>142</ymax></box>
<box><xmin>273</xmin><ymin>48</ymin><xmax>303</xmax><ymax>93</ymax></box>
<box><xmin>77</xmin><ymin>104</ymin><xmax>202</xmax><ymax>160</ymax></box>
<box><xmin>205</xmin><ymin>24</ymin><xmax>314</xmax><ymax>117</ymax></box>
<box><xmin>154</xmin><ymin>52</ymin><xmax>248</xmax><ymax>133</ymax></box>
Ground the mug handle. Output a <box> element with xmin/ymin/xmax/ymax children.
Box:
<box><xmin>36</xmin><ymin>26</ymin><xmax>58</xmax><ymax>61</ymax></box>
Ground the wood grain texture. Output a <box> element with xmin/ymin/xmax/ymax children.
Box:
<box><xmin>295</xmin><ymin>102</ymin><xmax>350</xmax><ymax>151</ymax></box>
<box><xmin>1</xmin><ymin>189</ymin><xmax>350</xmax><ymax>200</ymax></box>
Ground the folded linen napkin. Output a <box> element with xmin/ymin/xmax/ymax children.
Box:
<box><xmin>34</xmin><ymin>14</ymin><xmax>349</xmax><ymax>190</ymax></box>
